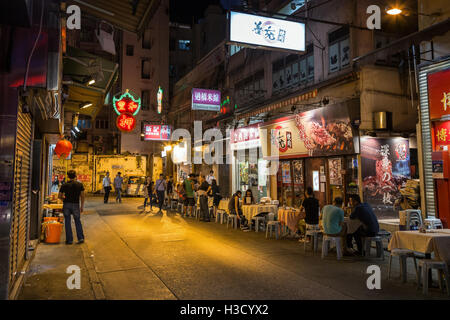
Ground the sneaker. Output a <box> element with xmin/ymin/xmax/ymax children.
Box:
<box><xmin>65</xmin><ymin>241</ymin><xmax>73</xmax><ymax>245</ymax></box>
<box><xmin>77</xmin><ymin>239</ymin><xmax>84</xmax><ymax>244</ymax></box>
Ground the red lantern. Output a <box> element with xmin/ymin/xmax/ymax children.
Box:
<box><xmin>55</xmin><ymin>139</ymin><xmax>72</xmax><ymax>159</ymax></box>
<box><xmin>116</xmin><ymin>113</ymin><xmax>136</xmax><ymax>132</ymax></box>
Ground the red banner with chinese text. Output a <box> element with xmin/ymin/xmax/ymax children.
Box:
<box><xmin>428</xmin><ymin>68</ymin><xmax>450</xmax><ymax>120</ymax></box>
<box><xmin>434</xmin><ymin>121</ymin><xmax>450</xmax><ymax>146</ymax></box>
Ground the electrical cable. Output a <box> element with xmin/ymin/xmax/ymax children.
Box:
<box><xmin>24</xmin><ymin>2</ymin><xmax>45</xmax><ymax>91</ymax></box>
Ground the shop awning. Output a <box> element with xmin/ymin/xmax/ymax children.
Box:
<box><xmin>68</xmin><ymin>0</ymin><xmax>160</xmax><ymax>35</ymax></box>
<box><xmin>353</xmin><ymin>18</ymin><xmax>450</xmax><ymax>64</ymax></box>
<box><xmin>63</xmin><ymin>46</ymin><xmax>118</xmax><ymax>118</ymax></box>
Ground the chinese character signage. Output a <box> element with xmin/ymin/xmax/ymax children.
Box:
<box><xmin>230</xmin><ymin>124</ymin><xmax>261</xmax><ymax>150</ymax></box>
<box><xmin>157</xmin><ymin>86</ymin><xmax>163</xmax><ymax>114</ymax></box>
<box><xmin>192</xmin><ymin>88</ymin><xmax>221</xmax><ymax>111</ymax></box>
<box><xmin>117</xmin><ymin>113</ymin><xmax>137</xmax><ymax>132</ymax></box>
<box><xmin>143</xmin><ymin>124</ymin><xmax>172</xmax><ymax>141</ymax></box>
<box><xmin>229</xmin><ymin>11</ymin><xmax>305</xmax><ymax>52</ymax></box>
<box><xmin>360</xmin><ymin>137</ymin><xmax>410</xmax><ymax>218</ymax></box>
<box><xmin>428</xmin><ymin>68</ymin><xmax>450</xmax><ymax>120</ymax></box>
<box><xmin>434</xmin><ymin>121</ymin><xmax>450</xmax><ymax>146</ymax></box>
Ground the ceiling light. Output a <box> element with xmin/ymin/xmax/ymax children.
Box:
<box><xmin>386</xmin><ymin>7</ymin><xmax>402</xmax><ymax>15</ymax></box>
<box><xmin>80</xmin><ymin>102</ymin><xmax>93</xmax><ymax>109</ymax></box>
<box><xmin>74</xmin><ymin>126</ymin><xmax>80</xmax><ymax>133</ymax></box>
<box><xmin>87</xmin><ymin>78</ymin><xmax>96</xmax><ymax>86</ymax></box>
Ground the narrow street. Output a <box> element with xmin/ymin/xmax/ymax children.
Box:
<box><xmin>18</xmin><ymin>197</ymin><xmax>448</xmax><ymax>300</ymax></box>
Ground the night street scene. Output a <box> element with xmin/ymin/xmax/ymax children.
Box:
<box><xmin>1</xmin><ymin>0</ymin><xmax>450</xmax><ymax>311</ymax></box>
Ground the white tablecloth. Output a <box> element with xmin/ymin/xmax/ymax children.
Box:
<box><xmin>242</xmin><ymin>204</ymin><xmax>278</xmax><ymax>221</ymax></box>
<box><xmin>388</xmin><ymin>230</ymin><xmax>450</xmax><ymax>265</ymax></box>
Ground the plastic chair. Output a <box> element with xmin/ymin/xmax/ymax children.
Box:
<box><xmin>417</xmin><ymin>259</ymin><xmax>450</xmax><ymax>296</ymax></box>
<box><xmin>265</xmin><ymin>221</ymin><xmax>281</xmax><ymax>239</ymax></box>
<box><xmin>405</xmin><ymin>210</ymin><xmax>423</xmax><ymax>230</ymax></box>
<box><xmin>387</xmin><ymin>249</ymin><xmax>419</xmax><ymax>283</ymax></box>
<box><xmin>251</xmin><ymin>216</ymin><xmax>266</xmax><ymax>232</ymax></box>
<box><xmin>304</xmin><ymin>229</ymin><xmax>322</xmax><ymax>254</ymax></box>
<box><xmin>227</xmin><ymin>214</ymin><xmax>238</xmax><ymax>229</ymax></box>
<box><xmin>424</xmin><ymin>218</ymin><xmax>444</xmax><ymax>229</ymax></box>
<box><xmin>362</xmin><ymin>236</ymin><xmax>384</xmax><ymax>260</ymax></box>
<box><xmin>321</xmin><ymin>235</ymin><xmax>342</xmax><ymax>260</ymax></box>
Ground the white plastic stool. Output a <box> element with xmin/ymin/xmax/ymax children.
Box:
<box><xmin>388</xmin><ymin>249</ymin><xmax>419</xmax><ymax>283</ymax></box>
<box><xmin>265</xmin><ymin>221</ymin><xmax>281</xmax><ymax>239</ymax></box>
<box><xmin>227</xmin><ymin>214</ymin><xmax>238</xmax><ymax>229</ymax></box>
<box><xmin>424</xmin><ymin>218</ymin><xmax>444</xmax><ymax>229</ymax></box>
<box><xmin>304</xmin><ymin>229</ymin><xmax>322</xmax><ymax>254</ymax></box>
<box><xmin>417</xmin><ymin>259</ymin><xmax>450</xmax><ymax>296</ymax></box>
<box><xmin>251</xmin><ymin>216</ymin><xmax>266</xmax><ymax>232</ymax></box>
<box><xmin>321</xmin><ymin>235</ymin><xmax>342</xmax><ymax>260</ymax></box>
<box><xmin>363</xmin><ymin>236</ymin><xmax>384</xmax><ymax>260</ymax></box>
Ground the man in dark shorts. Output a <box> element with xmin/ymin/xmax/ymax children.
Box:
<box><xmin>183</xmin><ymin>175</ymin><xmax>195</xmax><ymax>217</ymax></box>
<box><xmin>58</xmin><ymin>170</ymin><xmax>85</xmax><ymax>244</ymax></box>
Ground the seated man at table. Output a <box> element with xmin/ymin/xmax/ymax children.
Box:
<box><xmin>321</xmin><ymin>197</ymin><xmax>349</xmax><ymax>253</ymax></box>
<box><xmin>228</xmin><ymin>190</ymin><xmax>249</xmax><ymax>231</ymax></box>
<box><xmin>346</xmin><ymin>194</ymin><xmax>379</xmax><ymax>255</ymax></box>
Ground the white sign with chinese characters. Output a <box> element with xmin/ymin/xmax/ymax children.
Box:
<box><xmin>229</xmin><ymin>11</ymin><xmax>305</xmax><ymax>52</ymax></box>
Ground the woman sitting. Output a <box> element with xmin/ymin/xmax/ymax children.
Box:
<box><xmin>244</xmin><ymin>189</ymin><xmax>255</xmax><ymax>205</ymax></box>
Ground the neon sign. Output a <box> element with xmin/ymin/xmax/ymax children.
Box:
<box><xmin>157</xmin><ymin>86</ymin><xmax>163</xmax><ymax>114</ymax></box>
<box><xmin>116</xmin><ymin>113</ymin><xmax>136</xmax><ymax>132</ymax></box>
<box><xmin>113</xmin><ymin>90</ymin><xmax>141</xmax><ymax>116</ymax></box>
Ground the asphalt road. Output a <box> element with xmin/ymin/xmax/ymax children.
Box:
<box><xmin>18</xmin><ymin>197</ymin><xmax>449</xmax><ymax>300</ymax></box>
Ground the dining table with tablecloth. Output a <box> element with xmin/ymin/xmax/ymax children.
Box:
<box><xmin>388</xmin><ymin>229</ymin><xmax>450</xmax><ymax>265</ymax></box>
<box><xmin>241</xmin><ymin>204</ymin><xmax>278</xmax><ymax>221</ymax></box>
<box><xmin>343</xmin><ymin>217</ymin><xmax>363</xmax><ymax>234</ymax></box>
<box><xmin>277</xmin><ymin>207</ymin><xmax>303</xmax><ymax>232</ymax></box>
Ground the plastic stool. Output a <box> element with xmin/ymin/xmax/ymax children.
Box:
<box><xmin>321</xmin><ymin>235</ymin><xmax>342</xmax><ymax>260</ymax></box>
<box><xmin>363</xmin><ymin>236</ymin><xmax>384</xmax><ymax>260</ymax></box>
<box><xmin>265</xmin><ymin>221</ymin><xmax>281</xmax><ymax>239</ymax></box>
<box><xmin>215</xmin><ymin>210</ymin><xmax>224</xmax><ymax>223</ymax></box>
<box><xmin>417</xmin><ymin>259</ymin><xmax>450</xmax><ymax>296</ymax></box>
<box><xmin>304</xmin><ymin>229</ymin><xmax>322</xmax><ymax>254</ymax></box>
<box><xmin>227</xmin><ymin>214</ymin><xmax>238</xmax><ymax>229</ymax></box>
<box><xmin>424</xmin><ymin>218</ymin><xmax>444</xmax><ymax>229</ymax></box>
<box><xmin>251</xmin><ymin>216</ymin><xmax>266</xmax><ymax>232</ymax></box>
<box><xmin>388</xmin><ymin>249</ymin><xmax>419</xmax><ymax>283</ymax></box>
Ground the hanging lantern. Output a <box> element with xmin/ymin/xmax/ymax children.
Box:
<box><xmin>54</xmin><ymin>139</ymin><xmax>72</xmax><ymax>159</ymax></box>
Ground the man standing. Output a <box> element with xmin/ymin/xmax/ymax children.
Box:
<box><xmin>299</xmin><ymin>187</ymin><xmax>320</xmax><ymax>241</ymax></box>
<box><xmin>155</xmin><ymin>173</ymin><xmax>167</xmax><ymax>213</ymax></box>
<box><xmin>206</xmin><ymin>170</ymin><xmax>215</xmax><ymax>185</ymax></box>
<box><xmin>102</xmin><ymin>172</ymin><xmax>112</xmax><ymax>204</ymax></box>
<box><xmin>346</xmin><ymin>194</ymin><xmax>379</xmax><ymax>255</ymax></box>
<box><xmin>183</xmin><ymin>174</ymin><xmax>195</xmax><ymax>217</ymax></box>
<box><xmin>114</xmin><ymin>172</ymin><xmax>124</xmax><ymax>203</ymax></box>
<box><xmin>198</xmin><ymin>175</ymin><xmax>210</xmax><ymax>222</ymax></box>
<box><xmin>58</xmin><ymin>170</ymin><xmax>85</xmax><ymax>244</ymax></box>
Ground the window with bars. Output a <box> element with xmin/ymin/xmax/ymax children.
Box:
<box><xmin>126</xmin><ymin>45</ymin><xmax>134</xmax><ymax>56</ymax></box>
<box><xmin>141</xmin><ymin>90</ymin><xmax>150</xmax><ymax>111</ymax></box>
<box><xmin>142</xmin><ymin>29</ymin><xmax>151</xmax><ymax>49</ymax></box>
<box><xmin>95</xmin><ymin>119</ymin><xmax>109</xmax><ymax>129</ymax></box>
<box><xmin>328</xmin><ymin>26</ymin><xmax>350</xmax><ymax>73</ymax></box>
<box><xmin>141</xmin><ymin>59</ymin><xmax>151</xmax><ymax>79</ymax></box>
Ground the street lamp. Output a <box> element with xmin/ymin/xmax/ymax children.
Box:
<box><xmin>386</xmin><ymin>7</ymin><xmax>402</xmax><ymax>15</ymax></box>
<box><xmin>385</xmin><ymin>6</ymin><xmax>441</xmax><ymax>17</ymax></box>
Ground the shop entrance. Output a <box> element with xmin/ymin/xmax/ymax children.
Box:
<box><xmin>305</xmin><ymin>158</ymin><xmax>327</xmax><ymax>207</ymax></box>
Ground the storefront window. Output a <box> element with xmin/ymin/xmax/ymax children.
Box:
<box><xmin>292</xmin><ymin>160</ymin><xmax>304</xmax><ymax>207</ymax></box>
<box><xmin>235</xmin><ymin>152</ymin><xmax>268</xmax><ymax>202</ymax></box>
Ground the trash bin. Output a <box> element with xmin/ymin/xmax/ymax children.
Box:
<box><xmin>44</xmin><ymin>221</ymin><xmax>63</xmax><ymax>244</ymax></box>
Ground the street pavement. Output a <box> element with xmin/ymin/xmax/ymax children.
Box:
<box><xmin>18</xmin><ymin>196</ymin><xmax>450</xmax><ymax>300</ymax></box>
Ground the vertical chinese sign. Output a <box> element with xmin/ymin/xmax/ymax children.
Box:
<box><xmin>360</xmin><ymin>137</ymin><xmax>410</xmax><ymax>218</ymax></box>
<box><xmin>113</xmin><ymin>90</ymin><xmax>141</xmax><ymax>132</ymax></box>
<box><xmin>157</xmin><ymin>86</ymin><xmax>163</xmax><ymax>114</ymax></box>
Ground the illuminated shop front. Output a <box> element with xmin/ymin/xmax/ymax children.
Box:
<box><xmin>259</xmin><ymin>102</ymin><xmax>360</xmax><ymax>208</ymax></box>
<box><xmin>230</xmin><ymin>124</ymin><xmax>269</xmax><ymax>202</ymax></box>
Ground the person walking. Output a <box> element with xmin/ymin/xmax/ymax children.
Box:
<box><xmin>114</xmin><ymin>172</ymin><xmax>124</xmax><ymax>203</ymax></box>
<box><xmin>155</xmin><ymin>173</ymin><xmax>167</xmax><ymax>213</ymax></box>
<box><xmin>167</xmin><ymin>176</ymin><xmax>173</xmax><ymax>206</ymax></box>
<box><xmin>143</xmin><ymin>177</ymin><xmax>154</xmax><ymax>212</ymax></box>
<box><xmin>58</xmin><ymin>170</ymin><xmax>85</xmax><ymax>244</ymax></box>
<box><xmin>102</xmin><ymin>172</ymin><xmax>112</xmax><ymax>203</ymax></box>
<box><xmin>183</xmin><ymin>174</ymin><xmax>195</xmax><ymax>217</ymax></box>
<box><xmin>207</xmin><ymin>179</ymin><xmax>221</xmax><ymax>218</ymax></box>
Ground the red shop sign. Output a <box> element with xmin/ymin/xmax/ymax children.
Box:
<box><xmin>434</xmin><ymin>121</ymin><xmax>450</xmax><ymax>146</ymax></box>
<box><xmin>117</xmin><ymin>113</ymin><xmax>136</xmax><ymax>132</ymax></box>
<box><xmin>428</xmin><ymin>68</ymin><xmax>450</xmax><ymax>120</ymax></box>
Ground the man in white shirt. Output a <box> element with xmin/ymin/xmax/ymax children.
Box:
<box><xmin>114</xmin><ymin>172</ymin><xmax>124</xmax><ymax>203</ymax></box>
<box><xmin>102</xmin><ymin>172</ymin><xmax>112</xmax><ymax>203</ymax></box>
<box><xmin>206</xmin><ymin>170</ymin><xmax>215</xmax><ymax>185</ymax></box>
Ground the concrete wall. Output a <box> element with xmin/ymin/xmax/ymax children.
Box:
<box><xmin>419</xmin><ymin>0</ymin><xmax>450</xmax><ymax>61</ymax></box>
<box><xmin>120</xmin><ymin>0</ymin><xmax>169</xmax><ymax>156</ymax></box>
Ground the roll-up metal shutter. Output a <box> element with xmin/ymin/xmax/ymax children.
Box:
<box><xmin>9</xmin><ymin>108</ymin><xmax>33</xmax><ymax>289</ymax></box>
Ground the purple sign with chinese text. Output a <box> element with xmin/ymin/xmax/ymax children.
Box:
<box><xmin>192</xmin><ymin>88</ymin><xmax>221</xmax><ymax>111</ymax></box>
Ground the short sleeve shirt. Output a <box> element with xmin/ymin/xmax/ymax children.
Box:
<box><xmin>322</xmin><ymin>205</ymin><xmax>344</xmax><ymax>235</ymax></box>
<box><xmin>184</xmin><ymin>179</ymin><xmax>194</xmax><ymax>198</ymax></box>
<box><xmin>301</xmin><ymin>197</ymin><xmax>320</xmax><ymax>225</ymax></box>
<box><xmin>59</xmin><ymin>180</ymin><xmax>84</xmax><ymax>204</ymax></box>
